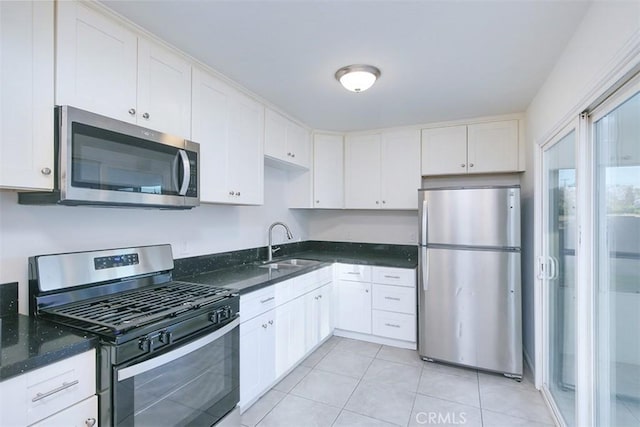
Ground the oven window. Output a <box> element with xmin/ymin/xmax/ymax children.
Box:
<box><xmin>71</xmin><ymin>123</ymin><xmax>183</xmax><ymax>196</ymax></box>
<box><xmin>114</xmin><ymin>326</ymin><xmax>239</xmax><ymax>427</ymax></box>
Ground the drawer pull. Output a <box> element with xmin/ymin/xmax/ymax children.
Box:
<box><xmin>260</xmin><ymin>297</ymin><xmax>275</xmax><ymax>304</ymax></box>
<box><xmin>384</xmin><ymin>323</ymin><xmax>401</xmax><ymax>328</ymax></box>
<box><xmin>346</xmin><ymin>272</ymin><xmax>361</xmax><ymax>275</ymax></box>
<box><xmin>384</xmin><ymin>275</ymin><xmax>401</xmax><ymax>279</ymax></box>
<box><xmin>85</xmin><ymin>418</ymin><xmax>97</xmax><ymax>427</ymax></box>
<box><xmin>32</xmin><ymin>380</ymin><xmax>79</xmax><ymax>402</ymax></box>
<box><xmin>384</xmin><ymin>296</ymin><xmax>401</xmax><ymax>301</ymax></box>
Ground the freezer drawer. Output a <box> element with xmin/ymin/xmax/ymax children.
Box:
<box><xmin>418</xmin><ymin>247</ymin><xmax>522</xmax><ymax>375</ymax></box>
<box><xmin>419</xmin><ymin>187</ymin><xmax>520</xmax><ymax>248</ymax></box>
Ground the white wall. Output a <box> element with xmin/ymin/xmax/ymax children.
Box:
<box><xmin>0</xmin><ymin>165</ymin><xmax>308</xmax><ymax>314</ymax></box>
<box><xmin>307</xmin><ymin>210</ymin><xmax>418</xmax><ymax>245</ymax></box>
<box><xmin>522</xmin><ymin>1</ymin><xmax>640</xmax><ymax>369</ymax></box>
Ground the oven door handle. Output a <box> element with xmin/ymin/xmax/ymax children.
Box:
<box><xmin>117</xmin><ymin>318</ymin><xmax>239</xmax><ymax>382</ymax></box>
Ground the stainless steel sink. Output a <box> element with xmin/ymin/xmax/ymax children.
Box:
<box><xmin>258</xmin><ymin>258</ymin><xmax>319</xmax><ymax>270</ymax></box>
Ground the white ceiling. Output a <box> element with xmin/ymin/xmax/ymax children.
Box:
<box><xmin>100</xmin><ymin>1</ymin><xmax>590</xmax><ymax>132</ymax></box>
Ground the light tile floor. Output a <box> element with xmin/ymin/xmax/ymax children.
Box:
<box><xmin>241</xmin><ymin>336</ymin><xmax>556</xmax><ymax>427</ymax></box>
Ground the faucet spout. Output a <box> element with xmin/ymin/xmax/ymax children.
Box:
<box><xmin>267</xmin><ymin>222</ymin><xmax>294</xmax><ymax>262</ymax></box>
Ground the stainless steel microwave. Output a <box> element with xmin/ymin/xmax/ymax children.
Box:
<box><xmin>19</xmin><ymin>106</ymin><xmax>200</xmax><ymax>209</ymax></box>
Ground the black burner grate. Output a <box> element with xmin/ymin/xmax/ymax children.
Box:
<box><xmin>41</xmin><ymin>281</ymin><xmax>231</xmax><ymax>335</ymax></box>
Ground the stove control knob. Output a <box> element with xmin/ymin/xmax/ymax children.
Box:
<box><xmin>209</xmin><ymin>312</ymin><xmax>219</xmax><ymax>324</ymax></box>
<box><xmin>159</xmin><ymin>330</ymin><xmax>173</xmax><ymax>345</ymax></box>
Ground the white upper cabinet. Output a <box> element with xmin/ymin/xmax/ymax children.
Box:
<box><xmin>345</xmin><ymin>134</ymin><xmax>382</xmax><ymax>209</ymax></box>
<box><xmin>467</xmin><ymin>120</ymin><xmax>519</xmax><ymax>173</ymax></box>
<box><xmin>421</xmin><ymin>125</ymin><xmax>468</xmax><ymax>175</ymax></box>
<box><xmin>264</xmin><ymin>108</ymin><xmax>310</xmax><ymax>169</ymax></box>
<box><xmin>421</xmin><ymin>119</ymin><xmax>521</xmax><ymax>176</ymax></box>
<box><xmin>56</xmin><ymin>1</ymin><xmax>191</xmax><ymax>138</ymax></box>
<box><xmin>137</xmin><ymin>38</ymin><xmax>191</xmax><ymax>138</ymax></box>
<box><xmin>192</xmin><ymin>68</ymin><xmax>264</xmax><ymax>205</ymax></box>
<box><xmin>380</xmin><ymin>129</ymin><xmax>421</xmax><ymax>209</ymax></box>
<box><xmin>313</xmin><ymin>133</ymin><xmax>344</xmax><ymax>208</ymax></box>
<box><xmin>345</xmin><ymin>130</ymin><xmax>420</xmax><ymax>209</ymax></box>
<box><xmin>0</xmin><ymin>0</ymin><xmax>54</xmax><ymax>190</ymax></box>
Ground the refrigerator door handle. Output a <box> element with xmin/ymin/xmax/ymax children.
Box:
<box><xmin>421</xmin><ymin>199</ymin><xmax>428</xmax><ymax>244</ymax></box>
<box><xmin>421</xmin><ymin>246</ymin><xmax>429</xmax><ymax>291</ymax></box>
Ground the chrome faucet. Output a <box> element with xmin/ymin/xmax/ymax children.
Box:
<box><xmin>267</xmin><ymin>222</ymin><xmax>293</xmax><ymax>262</ymax></box>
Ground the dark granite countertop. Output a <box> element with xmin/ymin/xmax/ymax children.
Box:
<box><xmin>176</xmin><ymin>241</ymin><xmax>418</xmax><ymax>295</ymax></box>
<box><xmin>0</xmin><ymin>314</ymin><xmax>98</xmax><ymax>381</ymax></box>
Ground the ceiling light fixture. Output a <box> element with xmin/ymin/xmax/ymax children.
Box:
<box><xmin>335</xmin><ymin>64</ymin><xmax>381</xmax><ymax>93</ymax></box>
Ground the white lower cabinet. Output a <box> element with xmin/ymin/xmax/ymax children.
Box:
<box><xmin>335</xmin><ymin>280</ymin><xmax>372</xmax><ymax>334</ymax></box>
<box><xmin>0</xmin><ymin>349</ymin><xmax>97</xmax><ymax>427</ymax></box>
<box><xmin>239</xmin><ymin>268</ymin><xmax>333</xmax><ymax>410</ymax></box>
<box><xmin>30</xmin><ymin>395</ymin><xmax>97</xmax><ymax>427</ymax></box>
<box><xmin>239</xmin><ymin>310</ymin><xmax>276</xmax><ymax>407</ymax></box>
<box><xmin>335</xmin><ymin>264</ymin><xmax>417</xmax><ymax>347</ymax></box>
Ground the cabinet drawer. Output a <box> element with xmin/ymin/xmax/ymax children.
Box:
<box><xmin>372</xmin><ymin>267</ymin><xmax>415</xmax><ymax>287</ymax></box>
<box><xmin>240</xmin><ymin>285</ymin><xmax>278</xmax><ymax>321</ymax></box>
<box><xmin>31</xmin><ymin>395</ymin><xmax>97</xmax><ymax>427</ymax></box>
<box><xmin>372</xmin><ymin>284</ymin><xmax>416</xmax><ymax>314</ymax></box>
<box><xmin>372</xmin><ymin>310</ymin><xmax>416</xmax><ymax>342</ymax></box>
<box><xmin>337</xmin><ymin>264</ymin><xmax>371</xmax><ymax>282</ymax></box>
<box><xmin>25</xmin><ymin>349</ymin><xmax>96</xmax><ymax>425</ymax></box>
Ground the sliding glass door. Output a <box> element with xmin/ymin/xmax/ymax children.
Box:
<box><xmin>591</xmin><ymin>78</ymin><xmax>640</xmax><ymax>427</ymax></box>
<box><xmin>542</xmin><ymin>126</ymin><xmax>577</xmax><ymax>425</ymax></box>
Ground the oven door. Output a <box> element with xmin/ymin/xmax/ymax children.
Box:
<box><xmin>113</xmin><ymin>319</ymin><xmax>239</xmax><ymax>427</ymax></box>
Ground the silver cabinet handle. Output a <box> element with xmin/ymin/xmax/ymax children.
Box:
<box><xmin>382</xmin><ymin>200</ymin><xmax>386</xmax><ymax>204</ymax></box>
<box><xmin>384</xmin><ymin>296</ymin><xmax>401</xmax><ymax>301</ymax></box>
<box><xmin>384</xmin><ymin>323</ymin><xmax>401</xmax><ymax>328</ymax></box>
<box><xmin>142</xmin><ymin>112</ymin><xmax>150</xmax><ymax>119</ymax></box>
<box><xmin>128</xmin><ymin>108</ymin><xmax>136</xmax><ymax>116</ymax></box>
<box><xmin>346</xmin><ymin>272</ymin><xmax>360</xmax><ymax>275</ymax></box>
<box><xmin>365</xmin><ymin>289</ymin><xmax>369</xmax><ymax>293</ymax></box>
<box><xmin>292</xmin><ymin>153</ymin><xmax>295</xmax><ymax>158</ymax></box>
<box><xmin>461</xmin><ymin>163</ymin><xmax>466</xmax><ymax>168</ymax></box>
<box><xmin>316</xmin><ymin>200</ymin><xmax>320</xmax><ymax>204</ymax></box>
<box><xmin>260</xmin><ymin>297</ymin><xmax>274</xmax><ymax>304</ymax></box>
<box><xmin>287</xmin><ymin>152</ymin><xmax>292</xmax><ymax>156</ymax></box>
<box><xmin>85</xmin><ymin>418</ymin><xmax>97</xmax><ymax>427</ymax></box>
<box><xmin>41</xmin><ymin>167</ymin><xmax>52</xmax><ymax>175</ymax></box>
<box><xmin>375</xmin><ymin>201</ymin><xmax>379</xmax><ymax>204</ymax></box>
<box><xmin>229</xmin><ymin>190</ymin><xmax>235</xmax><ymax>195</ymax></box>
<box><xmin>268</xmin><ymin>320</ymin><xmax>274</xmax><ymax>325</ymax></box>
<box><xmin>32</xmin><ymin>380</ymin><xmax>79</xmax><ymax>402</ymax></box>
<box><xmin>262</xmin><ymin>324</ymin><xmax>267</xmax><ymax>329</ymax></box>
<box><xmin>384</xmin><ymin>275</ymin><xmax>400</xmax><ymax>279</ymax></box>
<box><xmin>469</xmin><ymin>163</ymin><xmax>474</xmax><ymax>167</ymax></box>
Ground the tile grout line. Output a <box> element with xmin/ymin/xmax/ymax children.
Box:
<box><xmin>476</xmin><ymin>371</ymin><xmax>484</xmax><ymax>426</ymax></box>
<box><xmin>406</xmin><ymin>360</ymin><xmax>426</xmax><ymax>427</ymax></box>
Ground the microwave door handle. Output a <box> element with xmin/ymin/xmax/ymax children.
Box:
<box><xmin>173</xmin><ymin>150</ymin><xmax>190</xmax><ymax>196</ymax></box>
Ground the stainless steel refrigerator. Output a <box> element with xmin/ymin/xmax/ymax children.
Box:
<box><xmin>418</xmin><ymin>186</ymin><xmax>523</xmax><ymax>377</ymax></box>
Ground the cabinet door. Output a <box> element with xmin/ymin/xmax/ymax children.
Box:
<box><xmin>137</xmin><ymin>38</ymin><xmax>191</xmax><ymax>138</ymax></box>
<box><xmin>345</xmin><ymin>134</ymin><xmax>381</xmax><ymax>209</ymax></box>
<box><xmin>313</xmin><ymin>134</ymin><xmax>344</xmax><ymax>208</ymax></box>
<box><xmin>56</xmin><ymin>1</ymin><xmax>137</xmax><ymax>123</ymax></box>
<box><xmin>191</xmin><ymin>68</ymin><xmax>230</xmax><ymax>203</ymax></box>
<box><xmin>240</xmin><ymin>311</ymin><xmax>274</xmax><ymax>408</ymax></box>
<box><xmin>274</xmin><ymin>301</ymin><xmax>293</xmax><ymax>378</ymax></box>
<box><xmin>467</xmin><ymin>120</ymin><xmax>518</xmax><ymax>174</ymax></box>
<box><xmin>317</xmin><ymin>283</ymin><xmax>333</xmax><ymax>342</ymax></box>
<box><xmin>421</xmin><ymin>125</ymin><xmax>467</xmax><ymax>175</ymax></box>
<box><xmin>0</xmin><ymin>0</ymin><xmax>54</xmax><ymax>190</ymax></box>
<box><xmin>380</xmin><ymin>129</ymin><xmax>421</xmax><ymax>209</ymax></box>
<box><xmin>264</xmin><ymin>108</ymin><xmax>287</xmax><ymax>162</ymax></box>
<box><xmin>227</xmin><ymin>91</ymin><xmax>264</xmax><ymax>205</ymax></box>
<box><xmin>287</xmin><ymin>122</ymin><xmax>311</xmax><ymax>169</ymax></box>
<box><xmin>336</xmin><ymin>280</ymin><xmax>372</xmax><ymax>334</ymax></box>
<box><xmin>30</xmin><ymin>395</ymin><xmax>97</xmax><ymax>427</ymax></box>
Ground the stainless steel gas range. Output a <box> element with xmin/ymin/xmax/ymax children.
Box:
<box><xmin>29</xmin><ymin>244</ymin><xmax>239</xmax><ymax>427</ymax></box>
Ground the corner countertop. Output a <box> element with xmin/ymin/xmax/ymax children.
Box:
<box><xmin>0</xmin><ymin>314</ymin><xmax>98</xmax><ymax>382</ymax></box>
<box><xmin>176</xmin><ymin>241</ymin><xmax>418</xmax><ymax>295</ymax></box>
